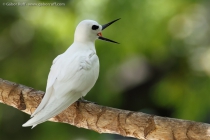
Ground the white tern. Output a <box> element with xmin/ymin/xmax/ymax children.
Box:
<box><xmin>22</xmin><ymin>19</ymin><xmax>120</xmax><ymax>128</ymax></box>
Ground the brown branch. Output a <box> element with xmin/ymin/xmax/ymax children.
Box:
<box><xmin>0</xmin><ymin>78</ymin><xmax>210</xmax><ymax>140</ymax></box>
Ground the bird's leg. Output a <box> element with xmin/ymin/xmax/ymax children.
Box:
<box><xmin>78</xmin><ymin>97</ymin><xmax>96</xmax><ymax>104</ymax></box>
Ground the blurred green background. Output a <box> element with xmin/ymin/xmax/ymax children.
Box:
<box><xmin>1</xmin><ymin>0</ymin><xmax>210</xmax><ymax>139</ymax></box>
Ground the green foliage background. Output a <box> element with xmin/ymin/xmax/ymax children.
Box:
<box><xmin>0</xmin><ymin>0</ymin><xmax>210</xmax><ymax>139</ymax></box>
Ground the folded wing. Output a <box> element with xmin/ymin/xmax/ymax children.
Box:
<box><xmin>22</xmin><ymin>50</ymin><xmax>99</xmax><ymax>127</ymax></box>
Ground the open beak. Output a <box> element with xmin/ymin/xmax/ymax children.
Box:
<box><xmin>97</xmin><ymin>18</ymin><xmax>120</xmax><ymax>44</ymax></box>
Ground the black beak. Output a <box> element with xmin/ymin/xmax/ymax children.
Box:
<box><xmin>102</xmin><ymin>18</ymin><xmax>121</xmax><ymax>30</ymax></box>
<box><xmin>98</xmin><ymin>18</ymin><xmax>120</xmax><ymax>44</ymax></box>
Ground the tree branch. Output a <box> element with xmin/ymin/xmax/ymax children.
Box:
<box><xmin>0</xmin><ymin>78</ymin><xmax>210</xmax><ymax>140</ymax></box>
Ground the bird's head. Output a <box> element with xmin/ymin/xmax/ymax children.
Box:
<box><xmin>74</xmin><ymin>19</ymin><xmax>120</xmax><ymax>44</ymax></box>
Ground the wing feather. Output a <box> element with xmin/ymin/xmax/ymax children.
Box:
<box><xmin>31</xmin><ymin>55</ymin><xmax>63</xmax><ymax>117</ymax></box>
<box><xmin>23</xmin><ymin>91</ymin><xmax>81</xmax><ymax>127</ymax></box>
<box><xmin>23</xmin><ymin>49</ymin><xmax>99</xmax><ymax>127</ymax></box>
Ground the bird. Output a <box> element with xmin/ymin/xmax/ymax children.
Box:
<box><xmin>22</xmin><ymin>18</ymin><xmax>120</xmax><ymax>128</ymax></box>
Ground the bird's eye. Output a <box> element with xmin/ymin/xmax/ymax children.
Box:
<box><xmin>92</xmin><ymin>25</ymin><xmax>99</xmax><ymax>30</ymax></box>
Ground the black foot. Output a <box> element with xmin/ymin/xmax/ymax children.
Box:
<box><xmin>78</xmin><ymin>97</ymin><xmax>96</xmax><ymax>104</ymax></box>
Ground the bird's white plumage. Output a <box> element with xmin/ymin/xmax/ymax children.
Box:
<box><xmin>22</xmin><ymin>20</ymin><xmax>101</xmax><ymax>127</ymax></box>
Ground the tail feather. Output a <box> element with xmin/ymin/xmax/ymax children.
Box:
<box><xmin>22</xmin><ymin>92</ymin><xmax>81</xmax><ymax>127</ymax></box>
<box><xmin>31</xmin><ymin>88</ymin><xmax>53</xmax><ymax>117</ymax></box>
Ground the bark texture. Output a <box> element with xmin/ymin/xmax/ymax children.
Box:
<box><xmin>0</xmin><ymin>78</ymin><xmax>210</xmax><ymax>140</ymax></box>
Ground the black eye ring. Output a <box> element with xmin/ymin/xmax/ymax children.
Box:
<box><xmin>92</xmin><ymin>25</ymin><xmax>99</xmax><ymax>30</ymax></box>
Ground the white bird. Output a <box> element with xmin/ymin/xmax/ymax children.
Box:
<box><xmin>22</xmin><ymin>19</ymin><xmax>120</xmax><ymax>128</ymax></box>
